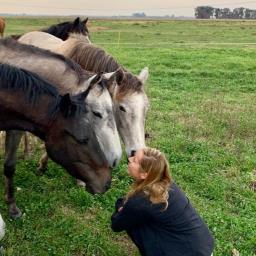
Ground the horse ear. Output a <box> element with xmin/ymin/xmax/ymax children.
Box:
<box><xmin>115</xmin><ymin>68</ymin><xmax>125</xmax><ymax>85</ymax></box>
<box><xmin>101</xmin><ymin>69</ymin><xmax>124</xmax><ymax>94</ymax></box>
<box><xmin>86</xmin><ymin>73</ymin><xmax>102</xmax><ymax>87</ymax></box>
<box><xmin>83</xmin><ymin>17</ymin><xmax>88</xmax><ymax>25</ymax></box>
<box><xmin>138</xmin><ymin>67</ymin><xmax>149</xmax><ymax>84</ymax></box>
<box><xmin>73</xmin><ymin>17</ymin><xmax>81</xmax><ymax>27</ymax></box>
<box><xmin>76</xmin><ymin>73</ymin><xmax>102</xmax><ymax>101</ymax></box>
<box><xmin>102</xmin><ymin>68</ymin><xmax>124</xmax><ymax>86</ymax></box>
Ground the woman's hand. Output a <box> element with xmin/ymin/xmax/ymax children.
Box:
<box><xmin>118</xmin><ymin>207</ymin><xmax>123</xmax><ymax>212</ymax></box>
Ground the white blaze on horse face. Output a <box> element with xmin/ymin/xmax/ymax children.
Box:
<box><xmin>116</xmin><ymin>92</ymin><xmax>149</xmax><ymax>157</ymax></box>
<box><xmin>0</xmin><ymin>214</ymin><xmax>5</xmax><ymax>240</ymax></box>
<box><xmin>86</xmin><ymin>85</ymin><xmax>122</xmax><ymax>168</ymax></box>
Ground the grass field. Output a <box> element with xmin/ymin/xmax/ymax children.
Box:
<box><xmin>1</xmin><ymin>17</ymin><xmax>256</xmax><ymax>255</ymax></box>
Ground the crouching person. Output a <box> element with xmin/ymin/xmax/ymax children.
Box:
<box><xmin>111</xmin><ymin>147</ymin><xmax>214</xmax><ymax>256</ymax></box>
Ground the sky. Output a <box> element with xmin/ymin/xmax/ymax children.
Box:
<box><xmin>1</xmin><ymin>0</ymin><xmax>256</xmax><ymax>17</ymax></box>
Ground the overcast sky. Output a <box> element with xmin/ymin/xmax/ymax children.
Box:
<box><xmin>1</xmin><ymin>0</ymin><xmax>256</xmax><ymax>16</ymax></box>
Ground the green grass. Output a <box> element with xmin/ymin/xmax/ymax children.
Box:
<box><xmin>0</xmin><ymin>18</ymin><xmax>256</xmax><ymax>255</ymax></box>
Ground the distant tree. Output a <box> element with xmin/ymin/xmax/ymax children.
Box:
<box><xmin>233</xmin><ymin>7</ymin><xmax>246</xmax><ymax>19</ymax></box>
<box><xmin>195</xmin><ymin>6</ymin><xmax>214</xmax><ymax>19</ymax></box>
<box><xmin>195</xmin><ymin>6</ymin><xmax>256</xmax><ymax>19</ymax></box>
<box><xmin>214</xmin><ymin>8</ymin><xmax>221</xmax><ymax>19</ymax></box>
<box><xmin>132</xmin><ymin>12</ymin><xmax>146</xmax><ymax>18</ymax></box>
<box><xmin>220</xmin><ymin>8</ymin><xmax>231</xmax><ymax>19</ymax></box>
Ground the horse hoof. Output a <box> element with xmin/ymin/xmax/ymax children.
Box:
<box><xmin>76</xmin><ymin>179</ymin><xmax>86</xmax><ymax>187</ymax></box>
<box><xmin>36</xmin><ymin>167</ymin><xmax>47</xmax><ymax>176</ymax></box>
<box><xmin>9</xmin><ymin>208</ymin><xmax>22</xmax><ymax>219</ymax></box>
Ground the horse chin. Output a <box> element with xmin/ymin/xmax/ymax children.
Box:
<box><xmin>70</xmin><ymin>163</ymin><xmax>111</xmax><ymax>195</ymax></box>
<box><xmin>85</xmin><ymin>184</ymin><xmax>107</xmax><ymax>194</ymax></box>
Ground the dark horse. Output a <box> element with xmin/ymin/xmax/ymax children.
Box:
<box><xmin>0</xmin><ymin>17</ymin><xmax>5</xmax><ymax>37</ymax></box>
<box><xmin>11</xmin><ymin>17</ymin><xmax>89</xmax><ymax>41</ymax></box>
<box><xmin>0</xmin><ymin>63</ymin><xmax>111</xmax><ymax>219</ymax></box>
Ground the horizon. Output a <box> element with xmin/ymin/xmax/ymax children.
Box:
<box><xmin>1</xmin><ymin>0</ymin><xmax>256</xmax><ymax>17</ymax></box>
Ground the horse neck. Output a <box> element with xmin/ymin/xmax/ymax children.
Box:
<box><xmin>0</xmin><ymin>43</ymin><xmax>81</xmax><ymax>94</ymax></box>
<box><xmin>0</xmin><ymin>90</ymin><xmax>56</xmax><ymax>140</ymax></box>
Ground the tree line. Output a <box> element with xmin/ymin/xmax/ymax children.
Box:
<box><xmin>195</xmin><ymin>6</ymin><xmax>256</xmax><ymax>19</ymax></box>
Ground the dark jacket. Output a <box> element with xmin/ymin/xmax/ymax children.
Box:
<box><xmin>111</xmin><ymin>182</ymin><xmax>214</xmax><ymax>256</ymax></box>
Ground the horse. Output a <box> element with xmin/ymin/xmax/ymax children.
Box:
<box><xmin>11</xmin><ymin>17</ymin><xmax>89</xmax><ymax>41</ymax></box>
<box><xmin>19</xmin><ymin>32</ymin><xmax>149</xmax><ymax>158</ymax></box>
<box><xmin>0</xmin><ymin>17</ymin><xmax>5</xmax><ymax>37</ymax></box>
<box><xmin>0</xmin><ymin>38</ymin><xmax>122</xmax><ymax>214</ymax></box>
<box><xmin>0</xmin><ymin>63</ymin><xmax>111</xmax><ymax>218</ymax></box>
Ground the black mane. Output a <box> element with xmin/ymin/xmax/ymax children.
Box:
<box><xmin>0</xmin><ymin>63</ymin><xmax>85</xmax><ymax>118</ymax></box>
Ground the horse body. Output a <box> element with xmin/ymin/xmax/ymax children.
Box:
<box><xmin>0</xmin><ymin>17</ymin><xmax>5</xmax><ymax>37</ymax></box>
<box><xmin>0</xmin><ymin>63</ymin><xmax>111</xmax><ymax>218</ymax></box>
<box><xmin>19</xmin><ymin>31</ymin><xmax>90</xmax><ymax>53</ymax></box>
<box><xmin>19</xmin><ymin>31</ymin><xmax>149</xmax><ymax>157</ymax></box>
<box><xmin>0</xmin><ymin>38</ymin><xmax>122</xmax><ymax>168</ymax></box>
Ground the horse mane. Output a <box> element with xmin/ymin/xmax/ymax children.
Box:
<box><xmin>67</xmin><ymin>41</ymin><xmax>143</xmax><ymax>95</ymax></box>
<box><xmin>1</xmin><ymin>37</ymin><xmax>90</xmax><ymax>83</ymax></box>
<box><xmin>0</xmin><ymin>63</ymin><xmax>85</xmax><ymax>118</ymax></box>
<box><xmin>42</xmin><ymin>21</ymin><xmax>73</xmax><ymax>40</ymax></box>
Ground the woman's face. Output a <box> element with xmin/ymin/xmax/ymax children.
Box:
<box><xmin>128</xmin><ymin>149</ymin><xmax>147</xmax><ymax>181</ymax></box>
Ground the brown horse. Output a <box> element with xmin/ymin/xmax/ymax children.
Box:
<box><xmin>19</xmin><ymin>32</ymin><xmax>149</xmax><ymax>159</ymax></box>
<box><xmin>0</xmin><ymin>17</ymin><xmax>5</xmax><ymax>37</ymax></box>
<box><xmin>0</xmin><ymin>63</ymin><xmax>110</xmax><ymax>218</ymax></box>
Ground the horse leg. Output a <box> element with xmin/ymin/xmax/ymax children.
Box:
<box><xmin>23</xmin><ymin>132</ymin><xmax>34</xmax><ymax>159</ymax></box>
<box><xmin>37</xmin><ymin>149</ymin><xmax>49</xmax><ymax>175</ymax></box>
<box><xmin>4</xmin><ymin>130</ymin><xmax>23</xmax><ymax>219</ymax></box>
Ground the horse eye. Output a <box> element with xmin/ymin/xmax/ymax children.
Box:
<box><xmin>92</xmin><ymin>111</ymin><xmax>102</xmax><ymax>118</ymax></box>
<box><xmin>119</xmin><ymin>106</ymin><xmax>126</xmax><ymax>112</ymax></box>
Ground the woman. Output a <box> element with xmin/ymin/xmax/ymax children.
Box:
<box><xmin>111</xmin><ymin>148</ymin><xmax>214</xmax><ymax>256</ymax></box>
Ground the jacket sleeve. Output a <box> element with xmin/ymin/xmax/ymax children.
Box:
<box><xmin>111</xmin><ymin>197</ymin><xmax>150</xmax><ymax>232</ymax></box>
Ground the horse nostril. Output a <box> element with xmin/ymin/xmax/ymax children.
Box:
<box><xmin>131</xmin><ymin>150</ymin><xmax>136</xmax><ymax>157</ymax></box>
<box><xmin>112</xmin><ymin>159</ymin><xmax>117</xmax><ymax>168</ymax></box>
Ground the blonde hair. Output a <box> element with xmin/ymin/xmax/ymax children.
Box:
<box><xmin>126</xmin><ymin>147</ymin><xmax>172</xmax><ymax>210</ymax></box>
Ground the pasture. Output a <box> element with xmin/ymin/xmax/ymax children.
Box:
<box><xmin>1</xmin><ymin>17</ymin><xmax>256</xmax><ymax>255</ymax></box>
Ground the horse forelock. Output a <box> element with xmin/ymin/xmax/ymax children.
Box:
<box><xmin>115</xmin><ymin>72</ymin><xmax>143</xmax><ymax>101</ymax></box>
